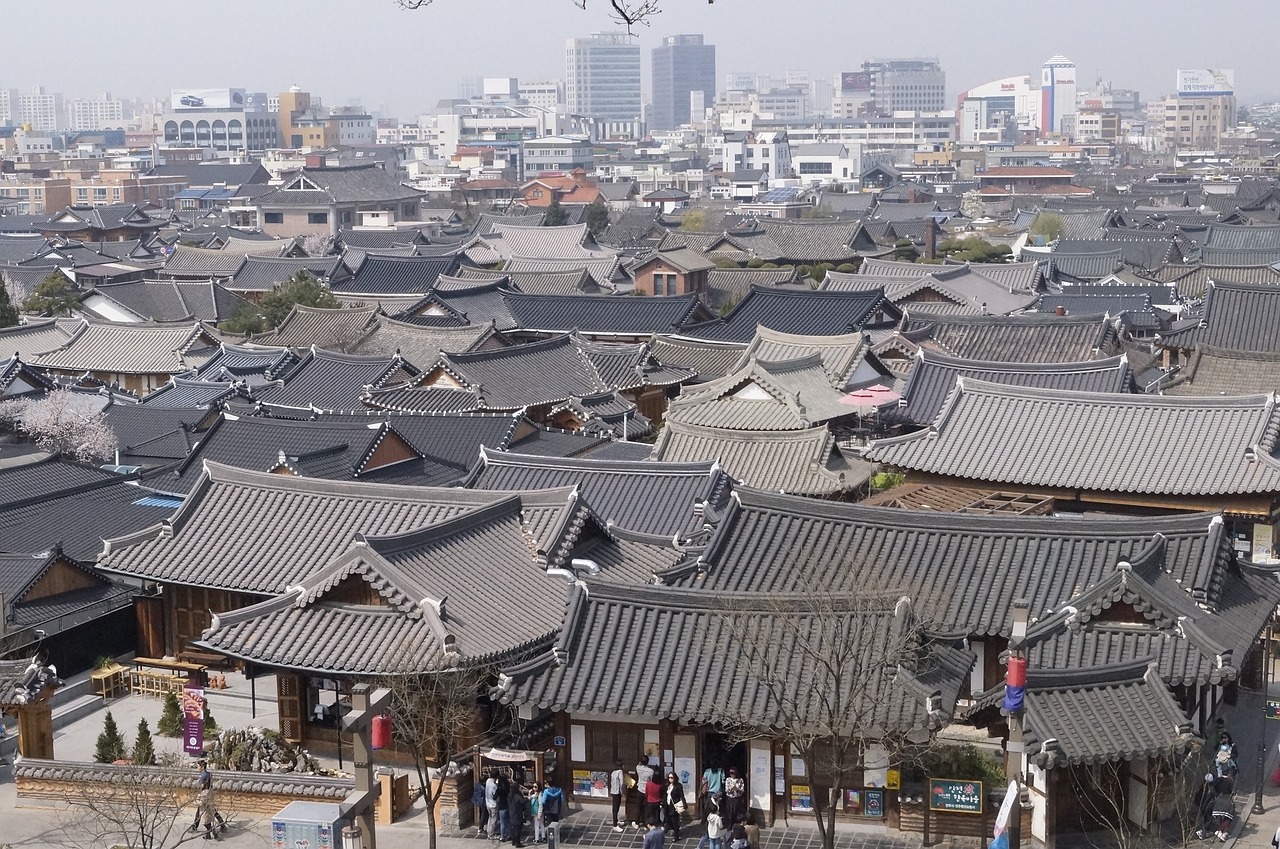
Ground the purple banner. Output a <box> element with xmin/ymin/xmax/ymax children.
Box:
<box><xmin>182</xmin><ymin>684</ymin><xmax>205</xmax><ymax>755</ymax></box>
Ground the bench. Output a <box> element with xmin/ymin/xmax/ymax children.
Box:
<box><xmin>179</xmin><ymin>648</ymin><xmax>233</xmax><ymax>670</ymax></box>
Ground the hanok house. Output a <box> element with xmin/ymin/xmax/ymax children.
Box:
<box><xmin>38</xmin><ymin>203</ymin><xmax>167</xmax><ymax>243</ymax></box>
<box><xmin>630</xmin><ymin>248</ymin><xmax>715</xmax><ymax>297</ymax></box>
<box><xmin>864</xmin><ymin>380</ymin><xmax>1280</xmax><ymax>555</ymax></box>
<box><xmin>644</xmin><ymin>490</ymin><xmax>1275</xmax><ymax>844</ymax></box>
<box><xmin>33</xmin><ymin>319</ymin><xmax>222</xmax><ymax>397</ymax></box>
<box><xmin>253</xmin><ymin>162</ymin><xmax>426</xmax><ymax>239</ymax></box>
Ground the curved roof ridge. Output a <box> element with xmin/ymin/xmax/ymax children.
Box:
<box><xmin>364</xmin><ymin>494</ymin><xmax>526</xmax><ymax>555</ymax></box>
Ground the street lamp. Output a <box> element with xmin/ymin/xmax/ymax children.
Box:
<box><xmin>1254</xmin><ymin>619</ymin><xmax>1272</xmax><ymax>815</ymax></box>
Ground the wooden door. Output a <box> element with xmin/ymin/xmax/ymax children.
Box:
<box><xmin>134</xmin><ymin>595</ymin><xmax>165</xmax><ymax>659</ymax></box>
<box><xmin>278</xmin><ymin>672</ymin><xmax>303</xmax><ymax>742</ymax></box>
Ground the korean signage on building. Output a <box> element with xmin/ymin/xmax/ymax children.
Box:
<box><xmin>841</xmin><ymin>72</ymin><xmax>871</xmax><ymax>92</ymax></box>
<box><xmin>1176</xmin><ymin>70</ymin><xmax>1234</xmax><ymax>97</ymax></box>
<box><xmin>929</xmin><ymin>778</ymin><xmax>984</xmax><ymax>814</ymax></box>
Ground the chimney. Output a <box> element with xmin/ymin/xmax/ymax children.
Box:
<box><xmin>304</xmin><ymin>153</ymin><xmax>326</xmax><ymax>169</ymax></box>
<box><xmin>1054</xmin><ymin>305</ymin><xmax>1066</xmax><ymax>317</ymax></box>
<box><xmin>926</xmin><ymin>217</ymin><xmax>939</xmax><ymax>260</ymax></box>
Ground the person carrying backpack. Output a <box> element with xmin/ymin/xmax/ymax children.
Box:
<box><xmin>540</xmin><ymin>778</ymin><xmax>566</xmax><ymax>846</ymax></box>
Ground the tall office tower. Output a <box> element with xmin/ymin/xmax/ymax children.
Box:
<box><xmin>1040</xmin><ymin>54</ymin><xmax>1077</xmax><ymax>136</ymax></box>
<box><xmin>650</xmin><ymin>34</ymin><xmax>716</xmax><ymax>131</ymax></box>
<box><xmin>862</xmin><ymin>58</ymin><xmax>946</xmax><ymax>115</ymax></box>
<box><xmin>565</xmin><ymin>33</ymin><xmax>642</xmax><ymax>123</ymax></box>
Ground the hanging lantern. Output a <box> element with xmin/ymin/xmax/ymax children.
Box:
<box><xmin>371</xmin><ymin>713</ymin><xmax>393</xmax><ymax>750</ymax></box>
<box><xmin>1006</xmin><ymin>656</ymin><xmax>1027</xmax><ymax>688</ymax></box>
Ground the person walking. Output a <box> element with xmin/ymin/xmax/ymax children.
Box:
<box><xmin>508</xmin><ymin>777</ymin><xmax>528</xmax><ymax>847</ymax></box>
<box><xmin>635</xmin><ymin>758</ymin><xmax>655</xmax><ymax>830</ymax></box>
<box><xmin>485</xmin><ymin>769</ymin><xmax>501</xmax><ymax>840</ymax></box>
<box><xmin>188</xmin><ymin>761</ymin><xmax>227</xmax><ymax>839</ymax></box>
<box><xmin>646</xmin><ymin>766</ymin><xmax>665</xmax><ymax>831</ymax></box>
<box><xmin>474</xmin><ymin>778</ymin><xmax>490</xmax><ymax>836</ymax></box>
<box><xmin>644</xmin><ymin>818</ymin><xmax>667</xmax><ymax>849</ymax></box>
<box><xmin>1211</xmin><ymin>777</ymin><xmax>1236</xmax><ymax>842</ymax></box>
<box><xmin>723</xmin><ymin>768</ymin><xmax>745</xmax><ymax>826</ymax></box>
<box><xmin>700</xmin><ymin>764</ymin><xmax>724</xmax><ymax>819</ymax></box>
<box><xmin>664</xmin><ymin>772</ymin><xmax>688</xmax><ymax>840</ymax></box>
<box><xmin>529</xmin><ymin>782</ymin><xmax>545</xmax><ymax>845</ymax></box>
<box><xmin>497</xmin><ymin>773</ymin><xmax>512</xmax><ymax>842</ymax></box>
<box><xmin>696</xmin><ymin>799</ymin><xmax>724</xmax><ymax>849</ymax></box>
<box><xmin>1194</xmin><ymin>773</ymin><xmax>1217</xmax><ymax>839</ymax></box>
<box><xmin>540</xmin><ymin>778</ymin><xmax>566</xmax><ymax>847</ymax></box>
<box><xmin>610</xmin><ymin>761</ymin><xmax>627</xmax><ymax>832</ymax></box>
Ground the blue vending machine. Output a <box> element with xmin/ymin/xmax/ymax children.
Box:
<box><xmin>272</xmin><ymin>801</ymin><xmax>347</xmax><ymax>849</ymax></box>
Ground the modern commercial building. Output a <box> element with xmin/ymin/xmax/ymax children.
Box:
<box><xmin>565</xmin><ymin>33</ymin><xmax>642</xmax><ymax>124</ymax></box>
<box><xmin>863</xmin><ymin>59</ymin><xmax>945</xmax><ymax>115</ymax></box>
<box><xmin>650</xmin><ymin>34</ymin><xmax>716</xmax><ymax>131</ymax></box>
<box><xmin>161</xmin><ymin>87</ymin><xmax>278</xmax><ymax>151</ymax></box>
<box><xmin>957</xmin><ymin>75</ymin><xmax>1041</xmax><ymax>143</ymax></box>
<box><xmin>277</xmin><ymin>86</ymin><xmax>335</xmax><ymax>149</ymax></box>
<box><xmin>521</xmin><ymin>134</ymin><xmax>594</xmax><ymax>180</ymax></box>
<box><xmin>518</xmin><ymin>80</ymin><xmax>564</xmax><ymax>112</ymax></box>
<box><xmin>1040</xmin><ymin>54</ymin><xmax>1077</xmax><ymax>137</ymax></box>
<box><xmin>1158</xmin><ymin>71</ymin><xmax>1236</xmax><ymax>153</ymax></box>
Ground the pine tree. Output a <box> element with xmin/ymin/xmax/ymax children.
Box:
<box><xmin>543</xmin><ymin>198</ymin><xmax>568</xmax><ymax>227</ymax></box>
<box><xmin>157</xmin><ymin>691</ymin><xmax>182</xmax><ymax>737</ymax></box>
<box><xmin>204</xmin><ymin>702</ymin><xmax>218</xmax><ymax>734</ymax></box>
<box><xmin>131</xmin><ymin>718</ymin><xmax>156</xmax><ymax>765</ymax></box>
<box><xmin>94</xmin><ymin>709</ymin><xmax>128</xmax><ymax>763</ymax></box>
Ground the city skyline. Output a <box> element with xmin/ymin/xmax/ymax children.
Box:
<box><xmin>1</xmin><ymin>0</ymin><xmax>1274</xmax><ymax>120</ymax></box>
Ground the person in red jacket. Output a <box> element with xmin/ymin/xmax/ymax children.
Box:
<box><xmin>646</xmin><ymin>766</ymin><xmax>665</xmax><ymax>829</ymax></box>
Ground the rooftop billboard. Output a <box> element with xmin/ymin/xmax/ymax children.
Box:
<box><xmin>841</xmin><ymin>71</ymin><xmax>871</xmax><ymax>93</ymax></box>
<box><xmin>170</xmin><ymin>89</ymin><xmax>247</xmax><ymax>111</ymax></box>
<box><xmin>1176</xmin><ymin>70</ymin><xmax>1234</xmax><ymax>97</ymax></box>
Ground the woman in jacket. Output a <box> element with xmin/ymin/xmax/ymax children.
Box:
<box><xmin>663</xmin><ymin>772</ymin><xmax>687</xmax><ymax>839</ymax></box>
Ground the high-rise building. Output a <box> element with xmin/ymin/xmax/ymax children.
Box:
<box><xmin>0</xmin><ymin>89</ymin><xmax>18</xmax><ymax>125</ymax></box>
<box><xmin>1040</xmin><ymin>54</ymin><xmax>1077</xmax><ymax>136</ymax></box>
<box><xmin>1160</xmin><ymin>70</ymin><xmax>1236</xmax><ymax>151</ymax></box>
<box><xmin>65</xmin><ymin>93</ymin><xmax>126</xmax><ymax>131</ymax></box>
<box><xmin>518</xmin><ymin>80</ymin><xmax>564</xmax><ymax>112</ymax></box>
<box><xmin>650</xmin><ymin>34</ymin><xmax>716</xmax><ymax>131</ymax></box>
<box><xmin>19</xmin><ymin>86</ymin><xmax>63</xmax><ymax>132</ymax></box>
<box><xmin>863</xmin><ymin>59</ymin><xmax>945</xmax><ymax>115</ymax></box>
<box><xmin>565</xmin><ymin>33</ymin><xmax>642</xmax><ymax>123</ymax></box>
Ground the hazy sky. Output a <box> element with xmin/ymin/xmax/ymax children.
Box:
<box><xmin>5</xmin><ymin>0</ymin><xmax>1276</xmax><ymax>118</ymax></box>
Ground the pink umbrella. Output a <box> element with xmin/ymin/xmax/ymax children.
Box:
<box><xmin>840</xmin><ymin>384</ymin><xmax>901</xmax><ymax>410</ymax></box>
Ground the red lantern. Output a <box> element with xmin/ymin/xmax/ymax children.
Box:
<box><xmin>1006</xmin><ymin>656</ymin><xmax>1027</xmax><ymax>688</ymax></box>
<box><xmin>371</xmin><ymin>713</ymin><xmax>392</xmax><ymax>750</ymax></box>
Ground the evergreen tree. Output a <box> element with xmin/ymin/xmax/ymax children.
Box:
<box><xmin>94</xmin><ymin>709</ymin><xmax>128</xmax><ymax>763</ymax></box>
<box><xmin>131</xmin><ymin>718</ymin><xmax>157</xmax><ymax>765</ymax></box>
<box><xmin>542</xmin><ymin>198</ymin><xmax>568</xmax><ymax>227</ymax></box>
<box><xmin>21</xmin><ymin>272</ymin><xmax>80</xmax><ymax>316</ymax></box>
<box><xmin>257</xmin><ymin>270</ymin><xmax>339</xmax><ymax>330</ymax></box>
<box><xmin>203</xmin><ymin>702</ymin><xmax>218</xmax><ymax>734</ymax></box>
<box><xmin>583</xmin><ymin>197</ymin><xmax>610</xmax><ymax>236</ymax></box>
<box><xmin>157</xmin><ymin>691</ymin><xmax>182</xmax><ymax>737</ymax></box>
<box><xmin>0</xmin><ymin>273</ymin><xmax>19</xmax><ymax>328</ymax></box>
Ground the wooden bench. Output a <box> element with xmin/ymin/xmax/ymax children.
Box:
<box><xmin>179</xmin><ymin>648</ymin><xmax>232</xmax><ymax>670</ymax></box>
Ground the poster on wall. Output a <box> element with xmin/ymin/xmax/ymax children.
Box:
<box><xmin>864</xmin><ymin>789</ymin><xmax>885</xmax><ymax>818</ymax></box>
<box><xmin>572</xmin><ymin>770</ymin><xmax>596</xmax><ymax>797</ymax></box>
<box><xmin>845</xmin><ymin>789</ymin><xmax>861</xmax><ymax>813</ymax></box>
<box><xmin>791</xmin><ymin>784</ymin><xmax>813</xmax><ymax>812</ymax></box>
<box><xmin>674</xmin><ymin>757</ymin><xmax>697</xmax><ymax>792</ymax></box>
<box><xmin>749</xmin><ymin>743</ymin><xmax>771</xmax><ymax>811</ymax></box>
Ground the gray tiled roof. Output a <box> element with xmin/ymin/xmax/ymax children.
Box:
<box><xmin>162</xmin><ymin>242</ymin><xmax>286</xmax><ymax>277</ymax></box>
<box><xmin>680</xmin><ymin>286</ymin><xmax>896</xmax><ymax>343</ymax></box>
<box><xmin>140</xmin><ymin>377</ymin><xmax>242</xmax><ymax>409</ymax></box>
<box><xmin>704</xmin><ymin>267</ymin><xmax>799</xmax><ymax>312</ymax></box>
<box><xmin>488</xmin><ymin>222</ymin><xmax>592</xmax><ymax>257</ymax></box>
<box><xmin>1047</xmin><ymin>248</ymin><xmax>1124</xmax><ymax>282</ymax></box>
<box><xmin>648</xmin><ymin>335</ymin><xmax>747</xmax><ymax>381</ymax></box>
<box><xmin>337</xmin><ymin>227</ymin><xmax>429</xmax><ymax>249</ymax></box>
<box><xmin>668</xmin><ymin>355</ymin><xmax>859</xmax><ymax>431</ymax></box>
<box><xmin>332</xmin><ymin>255</ymin><xmax>461</xmax><ymax>296</ymax></box>
<box><xmin>98</xmin><ymin>462</ymin><xmax>579</xmax><ymax>594</ymax></box>
<box><xmin>249</xmin><ymin>305</ymin><xmax>380</xmax><ymax>350</ymax></box>
<box><xmin>665</xmin><ymin>488</ymin><xmax>1236</xmax><ymax>627</ymax></box>
<box><xmin>896</xmin><ymin>312</ymin><xmax>1119</xmax><ymax>363</ymax></box>
<box><xmin>347</xmin><ymin>316</ymin><xmax>501</xmax><ymax>365</ymax></box>
<box><xmin>84</xmin><ymin>279</ymin><xmax>250</xmax><ymax>323</ymax></box>
<box><xmin>1203</xmin><ymin>223</ymin><xmax>1280</xmax><ymax>250</ymax></box>
<box><xmin>35</xmin><ymin>320</ymin><xmax>219</xmax><ymax>376</ymax></box>
<box><xmin>502</xmin><ymin>256</ymin><xmax>620</xmax><ymax>288</ymax></box>
<box><xmin>194</xmin><ymin>343</ymin><xmax>298</xmax><ymax>381</ymax></box>
<box><xmin>548</xmin><ymin>392</ymin><xmax>651</xmax><ymax>439</ymax></box>
<box><xmin>866</xmin><ymin>379</ymin><xmax>1280</xmax><ymax>497</ymax></box>
<box><xmin>464</xmin><ymin>449</ymin><xmax>730</xmax><ymax>537</ymax></box>
<box><xmin>0</xmin><ymin>355</ymin><xmax>56</xmax><ymax>397</ymax></box>
<box><xmin>256</xmin><ymin>164</ymin><xmax>422</xmax><ymax>206</ymax></box>
<box><xmin>1158</xmin><ymin>280</ymin><xmax>1280</xmax><ymax>353</ymax></box>
<box><xmin>252</xmin><ymin>348</ymin><xmax>415</xmax><ymax>411</ymax></box>
<box><xmin>651</xmin><ymin>419</ymin><xmax>864</xmax><ymax>494</ymax></box>
<box><xmin>229</xmin><ymin>255</ymin><xmax>351</xmax><ymax>292</ymax></box>
<box><xmin>1163</xmin><ymin>345</ymin><xmax>1280</xmax><ymax>396</ymax></box>
<box><xmin>498</xmin><ymin>583</ymin><xmax>971</xmax><ymax>736</ymax></box>
<box><xmin>501</xmin><ymin>291</ymin><xmax>705</xmax><ymax>337</ymax></box>
<box><xmin>0</xmin><ymin>318</ymin><xmax>79</xmax><ymax>361</ymax></box>
<box><xmin>200</xmin><ymin>497</ymin><xmax>574</xmax><ymax>672</ymax></box>
<box><xmin>891</xmin><ymin>350</ymin><xmax>1133</xmax><ymax>427</ymax></box>
<box><xmin>824</xmin><ymin>265</ymin><xmax>1040</xmax><ymax>316</ymax></box>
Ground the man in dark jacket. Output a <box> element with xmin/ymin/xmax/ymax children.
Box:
<box><xmin>508</xmin><ymin>779</ymin><xmax>528</xmax><ymax>847</ymax></box>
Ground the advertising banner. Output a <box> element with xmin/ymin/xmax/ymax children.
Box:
<box><xmin>171</xmin><ymin>88</ymin><xmax>247</xmax><ymax>111</ymax></box>
<box><xmin>182</xmin><ymin>682</ymin><xmax>205</xmax><ymax>755</ymax></box>
<box><xmin>1176</xmin><ymin>70</ymin><xmax>1234</xmax><ymax>97</ymax></box>
<box><xmin>841</xmin><ymin>71</ymin><xmax>871</xmax><ymax>92</ymax></box>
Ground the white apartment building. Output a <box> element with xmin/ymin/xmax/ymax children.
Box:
<box><xmin>65</xmin><ymin>95</ymin><xmax>126</xmax><ymax>131</ymax></box>
<box><xmin>519</xmin><ymin>81</ymin><xmax>563</xmax><ymax>112</ymax></box>
<box><xmin>521</xmin><ymin>134</ymin><xmax>594</xmax><ymax>179</ymax></box>
<box><xmin>18</xmin><ymin>87</ymin><xmax>63</xmax><ymax>132</ymax></box>
<box><xmin>0</xmin><ymin>89</ymin><xmax>17</xmax><ymax>125</ymax></box>
<box><xmin>718</xmin><ymin>130</ymin><xmax>792</xmax><ymax>177</ymax></box>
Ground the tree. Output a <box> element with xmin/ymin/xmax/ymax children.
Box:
<box><xmin>256</xmin><ymin>270</ymin><xmax>340</xmax><ymax>330</ymax></box>
<box><xmin>1067</xmin><ymin>742</ymin><xmax>1203</xmax><ymax>849</ymax></box>
<box><xmin>1029</xmin><ymin>212</ymin><xmax>1065</xmax><ymax>244</ymax></box>
<box><xmin>157</xmin><ymin>691</ymin><xmax>182</xmax><ymax>737</ymax></box>
<box><xmin>379</xmin><ymin>656</ymin><xmax>495</xmax><ymax>849</ymax></box>
<box><xmin>933</xmin><ymin>236</ymin><xmax>1013</xmax><ymax>264</ymax></box>
<box><xmin>95</xmin><ymin>709</ymin><xmax>128</xmax><ymax>763</ymax></box>
<box><xmin>397</xmin><ymin>0</ymin><xmax>712</xmax><ymax>29</ymax></box>
<box><xmin>218</xmin><ymin>303</ymin><xmax>266</xmax><ymax>336</ymax></box>
<box><xmin>711</xmin><ymin>591</ymin><xmax>941</xmax><ymax>849</ymax></box>
<box><xmin>0</xmin><ymin>272</ymin><xmax>19</xmax><ymax>327</ymax></box>
<box><xmin>132</xmin><ymin>718</ymin><xmax>157</xmax><ymax>766</ymax></box>
<box><xmin>584</xmin><ymin>197</ymin><xmax>610</xmax><ymax>237</ymax></box>
<box><xmin>680</xmin><ymin>208</ymin><xmax>708</xmax><ymax>231</ymax></box>
<box><xmin>21</xmin><ymin>272</ymin><xmax>79</xmax><ymax>316</ymax></box>
<box><xmin>542</xmin><ymin>198</ymin><xmax>568</xmax><ymax>227</ymax></box>
<box><xmin>0</xmin><ymin>387</ymin><xmax>116</xmax><ymax>462</ymax></box>
<box><xmin>51</xmin><ymin>761</ymin><xmax>224</xmax><ymax>849</ymax></box>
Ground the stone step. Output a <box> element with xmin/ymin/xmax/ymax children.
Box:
<box><xmin>51</xmin><ymin>693</ymin><xmax>104</xmax><ymax>731</ymax></box>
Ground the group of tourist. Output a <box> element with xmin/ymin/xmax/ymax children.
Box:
<box><xmin>474</xmin><ymin>768</ymin><xmax>566</xmax><ymax>848</ymax></box>
<box><xmin>1196</xmin><ymin>729</ymin><xmax>1240</xmax><ymax>842</ymax></box>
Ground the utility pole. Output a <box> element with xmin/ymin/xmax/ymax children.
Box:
<box><xmin>1254</xmin><ymin>619</ymin><xmax>1272</xmax><ymax>815</ymax></box>
<box><xmin>341</xmin><ymin>683</ymin><xmax>392</xmax><ymax>848</ymax></box>
<box><xmin>1005</xmin><ymin>599</ymin><xmax>1030</xmax><ymax>849</ymax></box>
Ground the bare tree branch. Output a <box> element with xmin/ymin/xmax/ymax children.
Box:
<box><xmin>395</xmin><ymin>0</ymin><xmax>714</xmax><ymax>30</ymax></box>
